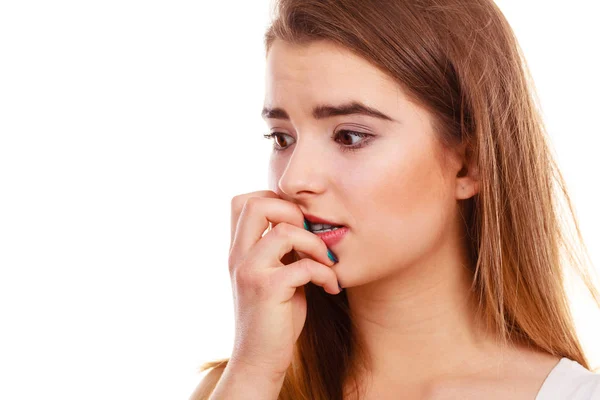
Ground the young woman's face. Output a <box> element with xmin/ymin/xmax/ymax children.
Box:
<box><xmin>263</xmin><ymin>39</ymin><xmax>467</xmax><ymax>288</ymax></box>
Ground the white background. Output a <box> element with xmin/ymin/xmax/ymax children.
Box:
<box><xmin>0</xmin><ymin>1</ymin><xmax>598</xmax><ymax>399</ymax></box>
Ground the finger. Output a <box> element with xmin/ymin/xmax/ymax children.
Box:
<box><xmin>251</xmin><ymin>222</ymin><xmax>334</xmax><ymax>270</ymax></box>
<box><xmin>230</xmin><ymin>190</ymin><xmax>279</xmax><ymax>253</ymax></box>
<box><xmin>230</xmin><ymin>196</ymin><xmax>305</xmax><ymax>259</ymax></box>
<box><xmin>273</xmin><ymin>257</ymin><xmax>341</xmax><ymax>295</ymax></box>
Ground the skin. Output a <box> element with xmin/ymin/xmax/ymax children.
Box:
<box><xmin>262</xmin><ymin>38</ymin><xmax>559</xmax><ymax>399</ymax></box>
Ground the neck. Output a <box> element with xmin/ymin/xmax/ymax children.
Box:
<box><xmin>345</xmin><ymin>231</ymin><xmax>500</xmax><ymax>392</ymax></box>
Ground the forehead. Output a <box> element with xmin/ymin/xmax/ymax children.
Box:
<box><xmin>264</xmin><ymin>39</ymin><xmax>404</xmax><ymax>112</ymax></box>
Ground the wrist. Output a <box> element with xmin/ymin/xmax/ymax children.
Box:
<box><xmin>208</xmin><ymin>360</ymin><xmax>286</xmax><ymax>400</ymax></box>
<box><xmin>227</xmin><ymin>358</ymin><xmax>287</xmax><ymax>384</ymax></box>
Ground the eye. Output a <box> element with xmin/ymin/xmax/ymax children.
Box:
<box><xmin>263</xmin><ymin>132</ymin><xmax>293</xmax><ymax>150</ymax></box>
<box><xmin>335</xmin><ymin>130</ymin><xmax>371</xmax><ymax>151</ymax></box>
<box><xmin>263</xmin><ymin>130</ymin><xmax>374</xmax><ymax>153</ymax></box>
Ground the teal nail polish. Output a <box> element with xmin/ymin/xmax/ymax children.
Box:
<box><xmin>304</xmin><ymin>219</ymin><xmax>309</xmax><ymax>230</ymax></box>
<box><xmin>327</xmin><ymin>248</ymin><xmax>338</xmax><ymax>263</ymax></box>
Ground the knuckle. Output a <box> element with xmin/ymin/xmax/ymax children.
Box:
<box><xmin>232</xmin><ymin>194</ymin><xmax>259</xmax><ymax>214</ymax></box>
<box><xmin>228</xmin><ymin>250</ymin><xmax>238</xmax><ymax>274</ymax></box>
<box><xmin>229</xmin><ymin>250</ymin><xmax>253</xmax><ymax>276</ymax></box>
<box><xmin>231</xmin><ymin>194</ymin><xmax>245</xmax><ymax>210</ymax></box>
<box><xmin>233</xmin><ymin>263</ymin><xmax>254</xmax><ymax>285</ymax></box>
<box><xmin>235</xmin><ymin>267</ymin><xmax>269</xmax><ymax>298</ymax></box>
<box><xmin>244</xmin><ymin>196</ymin><xmax>260</xmax><ymax>210</ymax></box>
<box><xmin>295</xmin><ymin>257</ymin><xmax>313</xmax><ymax>273</ymax></box>
<box><xmin>273</xmin><ymin>222</ymin><xmax>292</xmax><ymax>237</ymax></box>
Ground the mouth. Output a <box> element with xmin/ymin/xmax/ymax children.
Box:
<box><xmin>303</xmin><ymin>213</ymin><xmax>346</xmax><ymax>233</ymax></box>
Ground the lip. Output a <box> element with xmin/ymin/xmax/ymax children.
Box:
<box><xmin>312</xmin><ymin>226</ymin><xmax>349</xmax><ymax>248</ymax></box>
<box><xmin>303</xmin><ymin>213</ymin><xmax>345</xmax><ymax>227</ymax></box>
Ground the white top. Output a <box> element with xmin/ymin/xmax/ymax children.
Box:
<box><xmin>536</xmin><ymin>357</ymin><xmax>600</xmax><ymax>399</ymax></box>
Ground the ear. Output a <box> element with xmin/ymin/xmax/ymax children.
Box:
<box><xmin>454</xmin><ymin>142</ymin><xmax>479</xmax><ymax>200</ymax></box>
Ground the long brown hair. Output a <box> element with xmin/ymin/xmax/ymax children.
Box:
<box><xmin>198</xmin><ymin>0</ymin><xmax>600</xmax><ymax>398</ymax></box>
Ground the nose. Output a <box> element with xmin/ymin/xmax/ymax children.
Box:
<box><xmin>274</xmin><ymin>136</ymin><xmax>328</xmax><ymax>198</ymax></box>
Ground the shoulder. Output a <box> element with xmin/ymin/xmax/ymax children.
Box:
<box><xmin>536</xmin><ymin>358</ymin><xmax>600</xmax><ymax>400</ymax></box>
<box><xmin>425</xmin><ymin>351</ymin><xmax>591</xmax><ymax>400</ymax></box>
<box><xmin>189</xmin><ymin>364</ymin><xmax>227</xmax><ymax>400</ymax></box>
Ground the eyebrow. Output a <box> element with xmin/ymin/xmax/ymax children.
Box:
<box><xmin>261</xmin><ymin>101</ymin><xmax>397</xmax><ymax>122</ymax></box>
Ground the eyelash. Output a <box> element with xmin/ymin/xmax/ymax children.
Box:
<box><xmin>262</xmin><ymin>130</ymin><xmax>374</xmax><ymax>153</ymax></box>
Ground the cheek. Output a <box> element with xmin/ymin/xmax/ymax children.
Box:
<box><xmin>351</xmin><ymin>142</ymin><xmax>447</xmax><ymax>221</ymax></box>
<box><xmin>344</xmin><ymin>144</ymin><xmax>452</xmax><ymax>269</ymax></box>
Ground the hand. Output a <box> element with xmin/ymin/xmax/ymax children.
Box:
<box><xmin>227</xmin><ymin>190</ymin><xmax>341</xmax><ymax>377</ymax></box>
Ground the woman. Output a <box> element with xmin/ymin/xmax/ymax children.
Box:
<box><xmin>193</xmin><ymin>0</ymin><xmax>600</xmax><ymax>398</ymax></box>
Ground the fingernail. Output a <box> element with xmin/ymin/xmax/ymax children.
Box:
<box><xmin>327</xmin><ymin>248</ymin><xmax>338</xmax><ymax>263</ymax></box>
<box><xmin>303</xmin><ymin>219</ymin><xmax>310</xmax><ymax>230</ymax></box>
